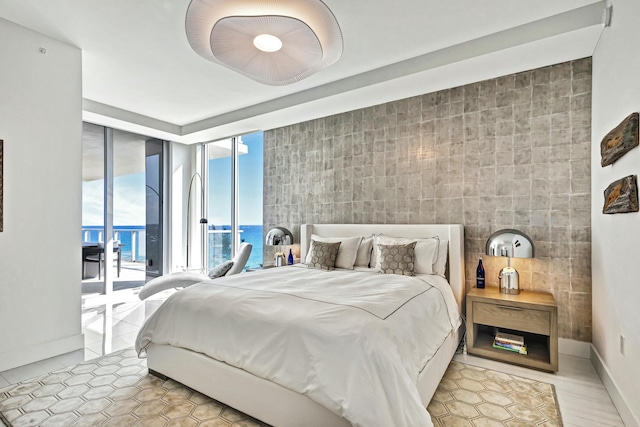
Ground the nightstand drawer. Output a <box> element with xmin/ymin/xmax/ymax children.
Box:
<box><xmin>473</xmin><ymin>301</ymin><xmax>550</xmax><ymax>335</ymax></box>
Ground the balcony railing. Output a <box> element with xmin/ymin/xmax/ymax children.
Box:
<box><xmin>82</xmin><ymin>226</ymin><xmax>262</xmax><ymax>269</ymax></box>
<box><xmin>81</xmin><ymin>227</ymin><xmax>146</xmax><ymax>262</ymax></box>
<box><xmin>207</xmin><ymin>226</ymin><xmax>263</xmax><ymax>270</ymax></box>
<box><xmin>207</xmin><ymin>229</ymin><xmax>241</xmax><ymax>269</ymax></box>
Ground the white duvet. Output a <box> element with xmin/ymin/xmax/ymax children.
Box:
<box><xmin>135</xmin><ymin>265</ymin><xmax>461</xmax><ymax>427</ymax></box>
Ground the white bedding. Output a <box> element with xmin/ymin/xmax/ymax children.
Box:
<box><xmin>136</xmin><ymin>265</ymin><xmax>461</xmax><ymax>427</ymax></box>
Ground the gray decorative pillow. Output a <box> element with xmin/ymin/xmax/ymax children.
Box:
<box><xmin>208</xmin><ymin>260</ymin><xmax>234</xmax><ymax>279</ymax></box>
<box><xmin>308</xmin><ymin>240</ymin><xmax>341</xmax><ymax>270</ymax></box>
<box><xmin>377</xmin><ymin>242</ymin><xmax>417</xmax><ymax>276</ymax></box>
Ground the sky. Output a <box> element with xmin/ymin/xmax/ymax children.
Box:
<box><xmin>82</xmin><ymin>173</ymin><xmax>146</xmax><ymax>226</ymax></box>
<box><xmin>209</xmin><ymin>131</ymin><xmax>264</xmax><ymax>226</ymax></box>
<box><xmin>83</xmin><ymin>131</ymin><xmax>263</xmax><ymax>227</ymax></box>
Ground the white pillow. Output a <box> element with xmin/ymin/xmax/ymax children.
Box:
<box><xmin>355</xmin><ymin>236</ymin><xmax>374</xmax><ymax>267</ymax></box>
<box><xmin>374</xmin><ymin>235</ymin><xmax>439</xmax><ymax>274</ymax></box>
<box><xmin>369</xmin><ymin>233</ymin><xmax>382</xmax><ymax>268</ymax></box>
<box><xmin>434</xmin><ymin>239</ymin><xmax>449</xmax><ymax>277</ymax></box>
<box><xmin>305</xmin><ymin>235</ymin><xmax>363</xmax><ymax>270</ymax></box>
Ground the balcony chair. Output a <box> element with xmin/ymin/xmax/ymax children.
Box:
<box><xmin>138</xmin><ymin>242</ymin><xmax>252</xmax><ymax>300</ymax></box>
<box><xmin>82</xmin><ymin>241</ymin><xmax>122</xmax><ymax>280</ymax></box>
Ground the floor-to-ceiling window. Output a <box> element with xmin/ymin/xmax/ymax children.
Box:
<box><xmin>207</xmin><ymin>131</ymin><xmax>263</xmax><ymax>270</ymax></box>
<box><xmin>82</xmin><ymin>124</ymin><xmax>159</xmax><ymax>297</ymax></box>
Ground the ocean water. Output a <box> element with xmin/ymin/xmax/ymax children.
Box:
<box><xmin>239</xmin><ymin>225</ymin><xmax>264</xmax><ymax>268</ymax></box>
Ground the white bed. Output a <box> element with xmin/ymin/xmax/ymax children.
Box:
<box><xmin>137</xmin><ymin>224</ymin><xmax>465</xmax><ymax>427</ymax></box>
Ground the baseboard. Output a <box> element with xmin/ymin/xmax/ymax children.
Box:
<box><xmin>591</xmin><ymin>345</ymin><xmax>640</xmax><ymax>427</ymax></box>
<box><xmin>0</xmin><ymin>333</ymin><xmax>84</xmax><ymax>372</ymax></box>
<box><xmin>558</xmin><ymin>338</ymin><xmax>591</xmax><ymax>358</ymax></box>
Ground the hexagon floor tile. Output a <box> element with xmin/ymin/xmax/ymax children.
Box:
<box><xmin>0</xmin><ymin>349</ymin><xmax>268</xmax><ymax>427</ymax></box>
<box><xmin>0</xmin><ymin>351</ymin><xmax>561</xmax><ymax>427</ymax></box>
<box><xmin>430</xmin><ymin>361</ymin><xmax>563</xmax><ymax>426</ymax></box>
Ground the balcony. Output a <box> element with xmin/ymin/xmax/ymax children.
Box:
<box><xmin>82</xmin><ymin>227</ymin><xmax>146</xmax><ymax>296</ymax></box>
<box><xmin>81</xmin><ymin>225</ymin><xmax>263</xmax><ymax>298</ymax></box>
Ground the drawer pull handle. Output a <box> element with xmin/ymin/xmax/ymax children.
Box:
<box><xmin>497</xmin><ymin>305</ymin><xmax>522</xmax><ymax>311</ymax></box>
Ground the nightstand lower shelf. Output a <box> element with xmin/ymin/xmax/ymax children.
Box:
<box><xmin>471</xmin><ymin>326</ymin><xmax>552</xmax><ymax>370</ymax></box>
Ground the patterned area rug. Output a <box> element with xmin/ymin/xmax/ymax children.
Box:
<box><xmin>429</xmin><ymin>361</ymin><xmax>563</xmax><ymax>426</ymax></box>
<box><xmin>0</xmin><ymin>349</ymin><xmax>267</xmax><ymax>427</ymax></box>
<box><xmin>0</xmin><ymin>349</ymin><xmax>562</xmax><ymax>426</ymax></box>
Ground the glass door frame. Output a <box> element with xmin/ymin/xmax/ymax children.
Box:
<box><xmin>145</xmin><ymin>138</ymin><xmax>165</xmax><ymax>281</ymax></box>
<box><xmin>102</xmin><ymin>127</ymin><xmax>115</xmax><ymax>295</ymax></box>
<box><xmin>231</xmin><ymin>136</ymin><xmax>239</xmax><ymax>257</ymax></box>
<box><xmin>202</xmin><ymin>136</ymin><xmax>241</xmax><ymax>266</ymax></box>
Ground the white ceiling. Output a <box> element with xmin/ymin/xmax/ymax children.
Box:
<box><xmin>0</xmin><ymin>0</ymin><xmax>607</xmax><ymax>144</ymax></box>
<box><xmin>81</xmin><ymin>123</ymin><xmax>248</xmax><ymax>181</ymax></box>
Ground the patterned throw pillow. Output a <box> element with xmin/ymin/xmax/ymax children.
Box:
<box><xmin>308</xmin><ymin>240</ymin><xmax>341</xmax><ymax>270</ymax></box>
<box><xmin>373</xmin><ymin>235</ymin><xmax>439</xmax><ymax>274</ymax></box>
<box><xmin>377</xmin><ymin>242</ymin><xmax>417</xmax><ymax>276</ymax></box>
<box><xmin>208</xmin><ymin>260</ymin><xmax>234</xmax><ymax>279</ymax></box>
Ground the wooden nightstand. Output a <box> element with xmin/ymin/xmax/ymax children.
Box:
<box><xmin>466</xmin><ymin>287</ymin><xmax>558</xmax><ymax>372</ymax></box>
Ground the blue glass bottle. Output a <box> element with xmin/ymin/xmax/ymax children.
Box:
<box><xmin>476</xmin><ymin>258</ymin><xmax>485</xmax><ymax>288</ymax></box>
<box><xmin>288</xmin><ymin>249</ymin><xmax>294</xmax><ymax>265</ymax></box>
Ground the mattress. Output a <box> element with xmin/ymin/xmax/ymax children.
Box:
<box><xmin>136</xmin><ymin>265</ymin><xmax>461</xmax><ymax>427</ymax></box>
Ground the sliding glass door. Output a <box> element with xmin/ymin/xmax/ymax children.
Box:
<box><xmin>112</xmin><ymin>129</ymin><xmax>147</xmax><ymax>290</ymax></box>
<box><xmin>206</xmin><ymin>132</ymin><xmax>263</xmax><ymax>270</ymax></box>
<box><xmin>82</xmin><ymin>123</ymin><xmax>164</xmax><ymax>297</ymax></box>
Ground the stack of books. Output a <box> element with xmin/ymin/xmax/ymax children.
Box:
<box><xmin>492</xmin><ymin>331</ymin><xmax>527</xmax><ymax>354</ymax></box>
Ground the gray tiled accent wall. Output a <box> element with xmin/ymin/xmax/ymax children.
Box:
<box><xmin>264</xmin><ymin>58</ymin><xmax>592</xmax><ymax>342</ymax></box>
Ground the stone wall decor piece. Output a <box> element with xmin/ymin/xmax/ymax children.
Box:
<box><xmin>603</xmin><ymin>175</ymin><xmax>639</xmax><ymax>214</ymax></box>
<box><xmin>0</xmin><ymin>139</ymin><xmax>3</xmax><ymax>232</ymax></box>
<box><xmin>600</xmin><ymin>112</ymin><xmax>639</xmax><ymax>167</ymax></box>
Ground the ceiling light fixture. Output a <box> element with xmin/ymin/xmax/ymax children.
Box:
<box><xmin>185</xmin><ymin>0</ymin><xmax>343</xmax><ymax>86</ymax></box>
<box><xmin>253</xmin><ymin>34</ymin><xmax>283</xmax><ymax>52</ymax></box>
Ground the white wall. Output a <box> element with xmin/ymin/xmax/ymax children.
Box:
<box><xmin>0</xmin><ymin>18</ymin><xmax>83</xmax><ymax>370</ymax></box>
<box><xmin>592</xmin><ymin>0</ymin><xmax>640</xmax><ymax>424</ymax></box>
<box><xmin>170</xmin><ymin>141</ymin><xmax>191</xmax><ymax>272</ymax></box>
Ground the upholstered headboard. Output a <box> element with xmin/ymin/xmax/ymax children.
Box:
<box><xmin>300</xmin><ymin>224</ymin><xmax>465</xmax><ymax>313</ymax></box>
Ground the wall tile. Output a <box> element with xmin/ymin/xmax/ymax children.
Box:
<box><xmin>264</xmin><ymin>58</ymin><xmax>592</xmax><ymax>342</ymax></box>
